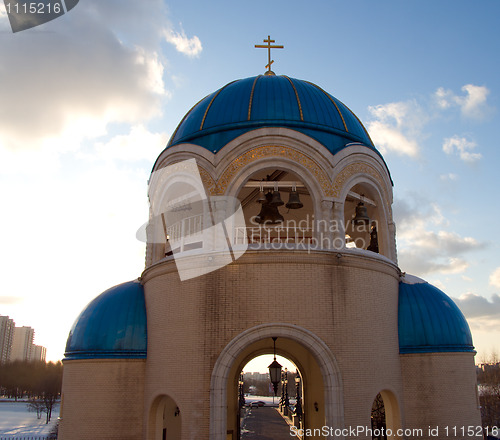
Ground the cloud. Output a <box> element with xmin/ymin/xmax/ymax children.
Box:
<box><xmin>450</xmin><ymin>293</ymin><xmax>500</xmax><ymax>340</ymax></box>
<box><xmin>93</xmin><ymin>125</ymin><xmax>169</xmax><ymax>163</ymax></box>
<box><xmin>435</xmin><ymin>84</ymin><xmax>492</xmax><ymax>120</ymax></box>
<box><xmin>367</xmin><ymin>100</ymin><xmax>428</xmax><ymax>158</ymax></box>
<box><xmin>394</xmin><ymin>198</ymin><xmax>485</xmax><ymax>276</ymax></box>
<box><xmin>490</xmin><ymin>267</ymin><xmax>500</xmax><ymax>289</ymax></box>
<box><xmin>367</xmin><ymin>83</ymin><xmax>493</xmax><ymax>159</ymax></box>
<box><xmin>442</xmin><ymin>136</ymin><xmax>482</xmax><ymax>163</ymax></box>
<box><xmin>439</xmin><ymin>173</ymin><xmax>458</xmax><ymax>181</ymax></box>
<box><xmin>164</xmin><ymin>28</ymin><xmax>202</xmax><ymax>58</ymax></box>
<box><xmin>454</xmin><ymin>293</ymin><xmax>500</xmax><ymax>318</ymax></box>
<box><xmin>0</xmin><ymin>296</ymin><xmax>24</xmax><ymax>305</ymax></box>
<box><xmin>366</xmin><ymin>120</ymin><xmax>419</xmax><ymax>158</ymax></box>
<box><xmin>0</xmin><ymin>1</ymin><xmax>169</xmax><ymax>152</ymax></box>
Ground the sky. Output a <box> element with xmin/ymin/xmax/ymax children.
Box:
<box><xmin>0</xmin><ymin>0</ymin><xmax>499</xmax><ymax>364</ymax></box>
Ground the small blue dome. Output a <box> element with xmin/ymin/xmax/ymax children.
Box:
<box><xmin>167</xmin><ymin>75</ymin><xmax>379</xmax><ymax>156</ymax></box>
<box><xmin>64</xmin><ymin>280</ymin><xmax>147</xmax><ymax>360</ymax></box>
<box><xmin>398</xmin><ymin>277</ymin><xmax>474</xmax><ymax>354</ymax></box>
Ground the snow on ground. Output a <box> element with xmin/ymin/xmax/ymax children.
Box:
<box><xmin>0</xmin><ymin>401</ymin><xmax>59</xmax><ymax>437</ymax></box>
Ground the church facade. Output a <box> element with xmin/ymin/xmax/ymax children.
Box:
<box><xmin>59</xmin><ymin>72</ymin><xmax>481</xmax><ymax>440</ymax></box>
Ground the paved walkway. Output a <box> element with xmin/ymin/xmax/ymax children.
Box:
<box><xmin>241</xmin><ymin>406</ymin><xmax>293</xmax><ymax>440</ymax></box>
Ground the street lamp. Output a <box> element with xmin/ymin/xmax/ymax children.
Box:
<box><xmin>268</xmin><ymin>337</ymin><xmax>282</xmax><ymax>397</ymax></box>
<box><xmin>295</xmin><ymin>370</ymin><xmax>303</xmax><ymax>424</ymax></box>
<box><xmin>283</xmin><ymin>368</ymin><xmax>290</xmax><ymax>415</ymax></box>
<box><xmin>280</xmin><ymin>369</ymin><xmax>285</xmax><ymax>407</ymax></box>
<box><xmin>238</xmin><ymin>373</ymin><xmax>245</xmax><ymax>408</ymax></box>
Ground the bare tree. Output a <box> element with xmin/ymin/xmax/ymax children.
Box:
<box><xmin>477</xmin><ymin>352</ymin><xmax>500</xmax><ymax>429</ymax></box>
<box><xmin>27</xmin><ymin>397</ymin><xmax>45</xmax><ymax>419</ymax></box>
<box><xmin>40</xmin><ymin>362</ymin><xmax>62</xmax><ymax>424</ymax></box>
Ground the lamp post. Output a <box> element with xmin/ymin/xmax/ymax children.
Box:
<box><xmin>295</xmin><ymin>370</ymin><xmax>303</xmax><ymax>426</ymax></box>
<box><xmin>280</xmin><ymin>369</ymin><xmax>285</xmax><ymax>409</ymax></box>
<box><xmin>268</xmin><ymin>337</ymin><xmax>282</xmax><ymax>401</ymax></box>
<box><xmin>283</xmin><ymin>368</ymin><xmax>290</xmax><ymax>415</ymax></box>
<box><xmin>238</xmin><ymin>373</ymin><xmax>245</xmax><ymax>409</ymax></box>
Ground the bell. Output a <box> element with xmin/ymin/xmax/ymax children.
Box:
<box><xmin>256</xmin><ymin>190</ymin><xmax>267</xmax><ymax>204</ymax></box>
<box><xmin>255</xmin><ymin>203</ymin><xmax>284</xmax><ymax>224</ymax></box>
<box><xmin>367</xmin><ymin>225</ymin><xmax>379</xmax><ymax>253</ymax></box>
<box><xmin>353</xmin><ymin>201</ymin><xmax>370</xmax><ymax>226</ymax></box>
<box><xmin>255</xmin><ymin>192</ymin><xmax>284</xmax><ymax>224</ymax></box>
<box><xmin>269</xmin><ymin>190</ymin><xmax>284</xmax><ymax>207</ymax></box>
<box><xmin>285</xmin><ymin>190</ymin><xmax>303</xmax><ymax>209</ymax></box>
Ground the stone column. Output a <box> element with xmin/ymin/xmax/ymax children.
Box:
<box><xmin>388</xmin><ymin>220</ymin><xmax>398</xmax><ymax>264</ymax></box>
<box><xmin>319</xmin><ymin>200</ymin><xmax>334</xmax><ymax>249</ymax></box>
<box><xmin>332</xmin><ymin>201</ymin><xmax>345</xmax><ymax>250</ymax></box>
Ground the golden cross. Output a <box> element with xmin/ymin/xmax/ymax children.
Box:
<box><xmin>255</xmin><ymin>35</ymin><xmax>284</xmax><ymax>75</ymax></box>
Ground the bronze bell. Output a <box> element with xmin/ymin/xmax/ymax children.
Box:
<box><xmin>367</xmin><ymin>225</ymin><xmax>379</xmax><ymax>253</ymax></box>
<box><xmin>255</xmin><ymin>192</ymin><xmax>284</xmax><ymax>224</ymax></box>
<box><xmin>255</xmin><ymin>203</ymin><xmax>284</xmax><ymax>224</ymax></box>
<box><xmin>269</xmin><ymin>190</ymin><xmax>284</xmax><ymax>207</ymax></box>
<box><xmin>256</xmin><ymin>190</ymin><xmax>267</xmax><ymax>204</ymax></box>
<box><xmin>353</xmin><ymin>201</ymin><xmax>370</xmax><ymax>226</ymax></box>
<box><xmin>285</xmin><ymin>190</ymin><xmax>303</xmax><ymax>209</ymax></box>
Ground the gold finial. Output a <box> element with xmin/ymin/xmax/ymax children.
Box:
<box><xmin>255</xmin><ymin>35</ymin><xmax>284</xmax><ymax>76</ymax></box>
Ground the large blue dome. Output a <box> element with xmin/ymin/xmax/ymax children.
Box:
<box><xmin>167</xmin><ymin>74</ymin><xmax>378</xmax><ymax>156</ymax></box>
<box><xmin>64</xmin><ymin>280</ymin><xmax>147</xmax><ymax>360</ymax></box>
<box><xmin>398</xmin><ymin>276</ymin><xmax>474</xmax><ymax>354</ymax></box>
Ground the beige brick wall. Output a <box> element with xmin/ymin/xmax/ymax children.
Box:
<box><xmin>59</xmin><ymin>359</ymin><xmax>146</xmax><ymax>440</ymax></box>
<box><xmin>142</xmin><ymin>249</ymin><xmax>405</xmax><ymax>439</ymax></box>
<box><xmin>400</xmin><ymin>352</ymin><xmax>482</xmax><ymax>439</ymax></box>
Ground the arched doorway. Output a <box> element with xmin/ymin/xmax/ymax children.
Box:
<box><xmin>238</xmin><ymin>354</ymin><xmax>304</xmax><ymax>439</ymax></box>
<box><xmin>370</xmin><ymin>390</ymin><xmax>402</xmax><ymax>440</ymax></box>
<box><xmin>209</xmin><ymin>323</ymin><xmax>344</xmax><ymax>440</ymax></box>
<box><xmin>148</xmin><ymin>395</ymin><xmax>182</xmax><ymax>440</ymax></box>
<box><xmin>371</xmin><ymin>393</ymin><xmax>387</xmax><ymax>440</ymax></box>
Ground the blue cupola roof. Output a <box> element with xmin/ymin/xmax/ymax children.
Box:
<box><xmin>64</xmin><ymin>280</ymin><xmax>147</xmax><ymax>360</ymax></box>
<box><xmin>398</xmin><ymin>275</ymin><xmax>474</xmax><ymax>354</ymax></box>
<box><xmin>166</xmin><ymin>75</ymin><xmax>379</xmax><ymax>157</ymax></box>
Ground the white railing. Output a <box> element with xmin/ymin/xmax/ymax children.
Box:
<box><xmin>166</xmin><ymin>214</ymin><xmax>204</xmax><ymax>242</ymax></box>
<box><xmin>165</xmin><ymin>216</ymin><xmax>315</xmax><ymax>253</ymax></box>
<box><xmin>233</xmin><ymin>227</ymin><xmax>314</xmax><ymax>245</ymax></box>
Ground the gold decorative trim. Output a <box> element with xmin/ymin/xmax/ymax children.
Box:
<box><xmin>306</xmin><ymin>81</ymin><xmax>348</xmax><ymax>132</ymax></box>
<box><xmin>200</xmin><ymin>89</ymin><xmax>223</xmax><ymax>130</ymax></box>
<box><xmin>332</xmin><ymin>162</ymin><xmax>390</xmax><ymax>210</ymax></box>
<box><xmin>200</xmin><ymin>80</ymin><xmax>237</xmax><ymax>131</ymax></box>
<box><xmin>215</xmin><ymin>145</ymin><xmax>332</xmax><ymax>196</ymax></box>
<box><xmin>158</xmin><ymin>153</ymin><xmax>390</xmax><ymax>212</ymax></box>
<box><xmin>247</xmin><ymin>76</ymin><xmax>261</xmax><ymax>120</ymax></box>
<box><xmin>283</xmin><ymin>76</ymin><xmax>304</xmax><ymax>121</ymax></box>
<box><xmin>168</xmin><ymin>95</ymin><xmax>207</xmax><ymax>146</ymax></box>
<box><xmin>332</xmin><ymin>94</ymin><xmax>375</xmax><ymax>146</ymax></box>
<box><xmin>198</xmin><ymin>166</ymin><xmax>217</xmax><ymax>196</ymax></box>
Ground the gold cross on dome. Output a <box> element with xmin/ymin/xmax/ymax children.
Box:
<box><xmin>255</xmin><ymin>35</ymin><xmax>284</xmax><ymax>75</ymax></box>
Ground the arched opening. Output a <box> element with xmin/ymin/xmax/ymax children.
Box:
<box><xmin>234</xmin><ymin>168</ymin><xmax>316</xmax><ymax>248</ymax></box>
<box><xmin>147</xmin><ymin>159</ymin><xmax>212</xmax><ymax>264</ymax></box>
<box><xmin>370</xmin><ymin>390</ymin><xmax>403</xmax><ymax>440</ymax></box>
<box><xmin>210</xmin><ymin>323</ymin><xmax>344</xmax><ymax>440</ymax></box>
<box><xmin>148</xmin><ymin>395</ymin><xmax>182</xmax><ymax>440</ymax></box>
<box><xmin>237</xmin><ymin>354</ymin><xmax>304</xmax><ymax>439</ymax></box>
<box><xmin>343</xmin><ymin>181</ymin><xmax>389</xmax><ymax>257</ymax></box>
<box><xmin>379</xmin><ymin>390</ymin><xmax>402</xmax><ymax>440</ymax></box>
<box><xmin>371</xmin><ymin>393</ymin><xmax>387</xmax><ymax>440</ymax></box>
